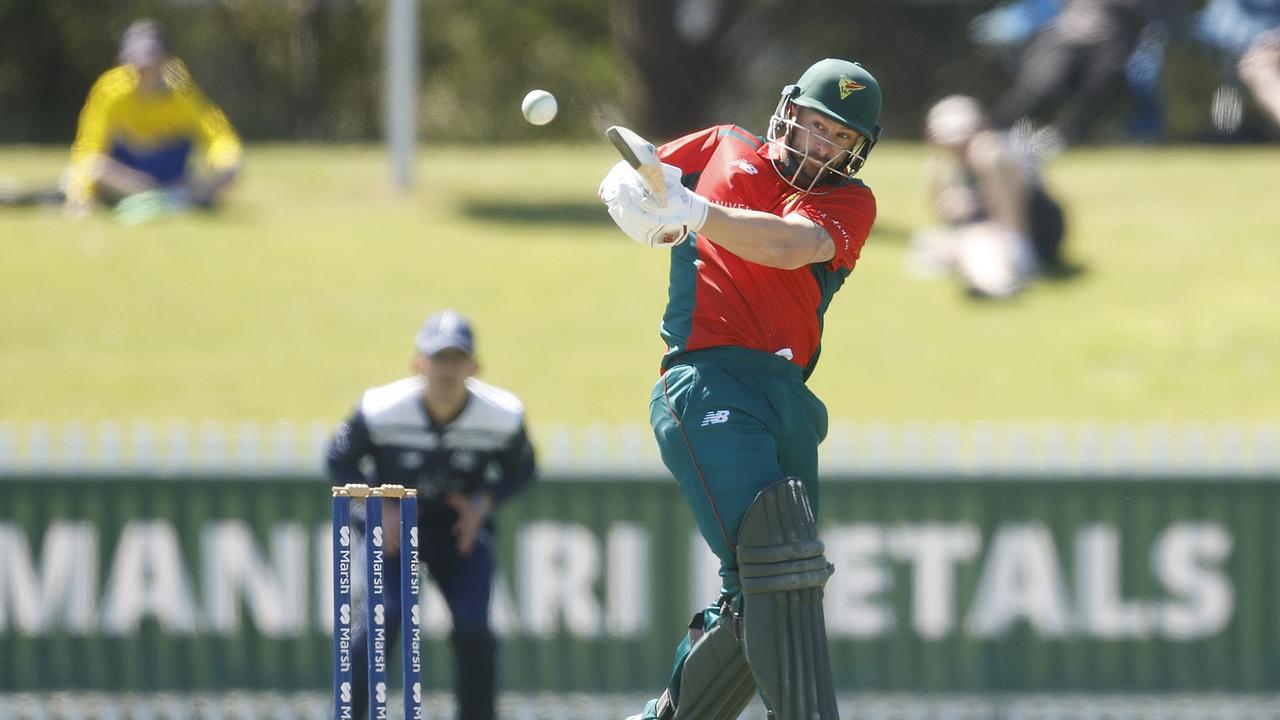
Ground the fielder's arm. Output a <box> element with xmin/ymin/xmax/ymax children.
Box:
<box><xmin>380</xmin><ymin>497</ymin><xmax>403</xmax><ymax>557</ymax></box>
<box><xmin>326</xmin><ymin>414</ymin><xmax>401</xmax><ymax>557</ymax></box>
<box><xmin>700</xmin><ymin>206</ymin><xmax>835</xmax><ymax>270</ymax></box>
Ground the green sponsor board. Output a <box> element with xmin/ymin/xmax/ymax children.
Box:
<box><xmin>0</xmin><ymin>475</ymin><xmax>1277</xmax><ymax>693</ymax></box>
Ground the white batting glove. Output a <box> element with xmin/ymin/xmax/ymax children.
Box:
<box><xmin>636</xmin><ymin>162</ymin><xmax>710</xmax><ymax>234</ymax></box>
<box><xmin>598</xmin><ymin>161</ymin><xmax>684</xmax><ymax>247</ymax></box>
<box><xmin>598</xmin><ymin>161</ymin><xmax>709</xmax><ymax>248</ymax></box>
<box><xmin>597</xmin><ymin>160</ymin><xmax>643</xmax><ymax>206</ymax></box>
<box><xmin>606</xmin><ymin>185</ymin><xmax>690</xmax><ymax>248</ymax></box>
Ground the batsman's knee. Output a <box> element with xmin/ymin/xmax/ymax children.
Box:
<box><xmin>737</xmin><ymin>479</ymin><xmax>833</xmax><ymax>594</ymax></box>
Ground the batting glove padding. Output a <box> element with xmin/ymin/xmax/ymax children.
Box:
<box><xmin>598</xmin><ymin>161</ymin><xmax>709</xmax><ymax>249</ymax></box>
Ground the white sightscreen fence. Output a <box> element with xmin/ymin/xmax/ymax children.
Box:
<box><xmin>0</xmin><ymin>420</ymin><xmax>1277</xmax><ymax>477</ymax></box>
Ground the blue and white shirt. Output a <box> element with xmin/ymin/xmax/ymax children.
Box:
<box><xmin>326</xmin><ymin>377</ymin><xmax>536</xmax><ymax>525</ymax></box>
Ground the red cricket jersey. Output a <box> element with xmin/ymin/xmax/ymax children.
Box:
<box><xmin>656</xmin><ymin>125</ymin><xmax>877</xmax><ymax>377</ymax></box>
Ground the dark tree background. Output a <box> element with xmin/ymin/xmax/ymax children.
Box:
<box><xmin>0</xmin><ymin>0</ymin><xmax>1255</xmax><ymax>145</ymax></box>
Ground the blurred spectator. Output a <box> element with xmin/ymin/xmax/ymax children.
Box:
<box><xmin>991</xmin><ymin>0</ymin><xmax>1187</xmax><ymax>144</ymax></box>
<box><xmin>1196</xmin><ymin>0</ymin><xmax>1280</xmax><ymax>132</ymax></box>
<box><xmin>1123</xmin><ymin>21</ymin><xmax>1172</xmax><ymax>141</ymax></box>
<box><xmin>972</xmin><ymin>0</ymin><xmax>1172</xmax><ymax>142</ymax></box>
<box><xmin>909</xmin><ymin>95</ymin><xmax>1067</xmax><ymax>299</ymax></box>
<box><xmin>971</xmin><ymin>0</ymin><xmax>1063</xmax><ymax>62</ymax></box>
<box><xmin>65</xmin><ymin>19</ymin><xmax>242</xmax><ymax>222</ymax></box>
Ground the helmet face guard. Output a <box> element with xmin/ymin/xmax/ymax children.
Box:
<box><xmin>767</xmin><ymin>86</ymin><xmax>877</xmax><ymax>193</ymax></box>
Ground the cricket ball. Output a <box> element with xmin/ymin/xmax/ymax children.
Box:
<box><xmin>521</xmin><ymin>89</ymin><xmax>558</xmax><ymax>126</ymax></box>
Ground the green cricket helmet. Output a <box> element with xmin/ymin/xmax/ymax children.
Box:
<box><xmin>768</xmin><ymin>58</ymin><xmax>883</xmax><ymax>192</ymax></box>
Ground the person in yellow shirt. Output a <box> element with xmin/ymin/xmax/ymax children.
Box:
<box><xmin>65</xmin><ymin>19</ymin><xmax>242</xmax><ymax>219</ymax></box>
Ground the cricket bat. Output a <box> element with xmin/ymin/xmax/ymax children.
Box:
<box><xmin>605</xmin><ymin>125</ymin><xmax>666</xmax><ymax>205</ymax></box>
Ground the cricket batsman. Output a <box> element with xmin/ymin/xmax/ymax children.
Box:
<box><xmin>597</xmin><ymin>58</ymin><xmax>882</xmax><ymax>720</ymax></box>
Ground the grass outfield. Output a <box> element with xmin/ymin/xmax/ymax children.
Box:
<box><xmin>0</xmin><ymin>142</ymin><xmax>1276</xmax><ymax>427</ymax></box>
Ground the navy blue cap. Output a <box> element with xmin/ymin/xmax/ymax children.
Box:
<box><xmin>414</xmin><ymin>310</ymin><xmax>474</xmax><ymax>356</ymax></box>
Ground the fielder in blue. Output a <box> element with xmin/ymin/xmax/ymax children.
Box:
<box><xmin>327</xmin><ymin>311</ymin><xmax>537</xmax><ymax>720</ymax></box>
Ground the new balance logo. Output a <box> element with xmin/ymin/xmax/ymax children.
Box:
<box><xmin>701</xmin><ymin>410</ymin><xmax>730</xmax><ymax>426</ymax></box>
<box><xmin>731</xmin><ymin>159</ymin><xmax>758</xmax><ymax>175</ymax></box>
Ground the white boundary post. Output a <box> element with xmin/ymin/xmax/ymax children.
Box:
<box><xmin>386</xmin><ymin>0</ymin><xmax>418</xmax><ymax>191</ymax></box>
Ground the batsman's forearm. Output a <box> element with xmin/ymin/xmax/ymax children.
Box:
<box><xmin>700</xmin><ymin>204</ymin><xmax>833</xmax><ymax>270</ymax></box>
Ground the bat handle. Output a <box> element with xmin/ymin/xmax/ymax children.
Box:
<box><xmin>637</xmin><ymin>170</ymin><xmax>667</xmax><ymax>205</ymax></box>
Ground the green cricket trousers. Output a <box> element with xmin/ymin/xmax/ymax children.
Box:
<box><xmin>649</xmin><ymin>346</ymin><xmax>829</xmax><ymax>599</ymax></box>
